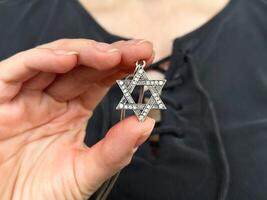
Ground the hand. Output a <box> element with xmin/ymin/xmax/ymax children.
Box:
<box><xmin>0</xmin><ymin>39</ymin><xmax>155</xmax><ymax>200</ymax></box>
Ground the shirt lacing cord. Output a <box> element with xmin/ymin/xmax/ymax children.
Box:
<box><xmin>145</xmin><ymin>50</ymin><xmax>230</xmax><ymax>199</ymax></box>
<box><xmin>154</xmin><ymin>76</ymin><xmax>185</xmax><ymax>138</ymax></box>
<box><xmin>144</xmin><ymin>61</ymin><xmax>186</xmax><ymax>139</ymax></box>
<box><xmin>185</xmin><ymin>52</ymin><xmax>230</xmax><ymax>200</ymax></box>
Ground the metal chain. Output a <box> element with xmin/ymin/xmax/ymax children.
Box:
<box><xmin>94</xmin><ymin>60</ymin><xmax>146</xmax><ymax>200</ymax></box>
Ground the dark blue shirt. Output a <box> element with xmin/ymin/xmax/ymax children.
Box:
<box><xmin>1</xmin><ymin>0</ymin><xmax>267</xmax><ymax>199</ymax></box>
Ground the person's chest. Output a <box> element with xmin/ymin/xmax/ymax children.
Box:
<box><xmin>78</xmin><ymin>0</ymin><xmax>230</xmax><ymax>62</ymax></box>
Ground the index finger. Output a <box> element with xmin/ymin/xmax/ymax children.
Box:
<box><xmin>0</xmin><ymin>48</ymin><xmax>78</xmax><ymax>103</ymax></box>
<box><xmin>38</xmin><ymin>39</ymin><xmax>122</xmax><ymax>70</ymax></box>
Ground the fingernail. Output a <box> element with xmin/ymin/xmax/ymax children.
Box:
<box><xmin>134</xmin><ymin>118</ymin><xmax>155</xmax><ymax>148</ymax></box>
<box><xmin>125</xmin><ymin>39</ymin><xmax>137</xmax><ymax>44</ymax></box>
<box><xmin>125</xmin><ymin>39</ymin><xmax>150</xmax><ymax>45</ymax></box>
<box><xmin>137</xmin><ymin>39</ymin><xmax>150</xmax><ymax>45</ymax></box>
<box><xmin>107</xmin><ymin>48</ymin><xmax>120</xmax><ymax>53</ymax></box>
<box><xmin>66</xmin><ymin>51</ymin><xmax>79</xmax><ymax>55</ymax></box>
<box><xmin>54</xmin><ymin>50</ymin><xmax>78</xmax><ymax>56</ymax></box>
<box><xmin>133</xmin><ymin>146</ymin><xmax>138</xmax><ymax>153</ymax></box>
<box><xmin>152</xmin><ymin>49</ymin><xmax>156</xmax><ymax>58</ymax></box>
<box><xmin>95</xmin><ymin>42</ymin><xmax>120</xmax><ymax>53</ymax></box>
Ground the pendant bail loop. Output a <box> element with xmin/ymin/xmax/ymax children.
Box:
<box><xmin>135</xmin><ymin>60</ymin><xmax>146</xmax><ymax>71</ymax></box>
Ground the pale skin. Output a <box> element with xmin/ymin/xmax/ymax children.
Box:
<box><xmin>0</xmin><ymin>39</ymin><xmax>155</xmax><ymax>200</ymax></box>
<box><xmin>0</xmin><ymin>0</ymin><xmax>230</xmax><ymax>199</ymax></box>
<box><xmin>79</xmin><ymin>0</ymin><xmax>230</xmax><ymax>62</ymax></box>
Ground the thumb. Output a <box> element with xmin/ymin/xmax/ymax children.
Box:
<box><xmin>74</xmin><ymin>116</ymin><xmax>155</xmax><ymax>196</ymax></box>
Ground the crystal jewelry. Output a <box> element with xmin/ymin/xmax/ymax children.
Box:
<box><xmin>116</xmin><ymin>60</ymin><xmax>167</xmax><ymax>122</ymax></box>
<box><xmin>95</xmin><ymin>60</ymin><xmax>167</xmax><ymax>200</ymax></box>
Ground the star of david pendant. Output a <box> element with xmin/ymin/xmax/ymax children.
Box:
<box><xmin>116</xmin><ymin>60</ymin><xmax>167</xmax><ymax>122</ymax></box>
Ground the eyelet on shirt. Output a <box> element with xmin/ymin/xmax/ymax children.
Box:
<box><xmin>176</xmin><ymin>104</ymin><xmax>183</xmax><ymax>111</ymax></box>
<box><xmin>164</xmin><ymin>75</ymin><xmax>184</xmax><ymax>89</ymax></box>
<box><xmin>174</xmin><ymin>130</ymin><xmax>185</xmax><ymax>138</ymax></box>
<box><xmin>183</xmin><ymin>54</ymin><xmax>189</xmax><ymax>63</ymax></box>
<box><xmin>154</xmin><ymin>126</ymin><xmax>185</xmax><ymax>139</ymax></box>
<box><xmin>174</xmin><ymin>73</ymin><xmax>184</xmax><ymax>85</ymax></box>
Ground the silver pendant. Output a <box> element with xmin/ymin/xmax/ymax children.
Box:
<box><xmin>116</xmin><ymin>60</ymin><xmax>167</xmax><ymax>122</ymax></box>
